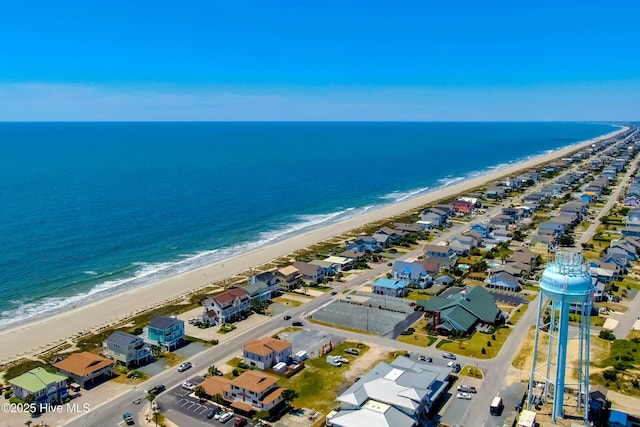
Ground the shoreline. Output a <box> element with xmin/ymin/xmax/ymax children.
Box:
<box><xmin>0</xmin><ymin>126</ymin><xmax>627</xmax><ymax>364</ymax></box>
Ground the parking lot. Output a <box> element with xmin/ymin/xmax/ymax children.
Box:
<box><xmin>310</xmin><ymin>300</ymin><xmax>407</xmax><ymax>335</ymax></box>
<box><xmin>488</xmin><ymin>290</ymin><xmax>529</xmax><ymax>306</ymax></box>
<box><xmin>158</xmin><ymin>378</ymin><xmax>254</xmax><ymax>427</ymax></box>
<box><xmin>277</xmin><ymin>328</ymin><xmax>344</xmax><ymax>358</ymax></box>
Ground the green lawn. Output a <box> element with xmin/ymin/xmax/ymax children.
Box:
<box><xmin>508</xmin><ymin>305</ymin><xmax>528</xmax><ymax>325</ymax></box>
<box><xmin>278</xmin><ymin>342</ymin><xmax>369</xmax><ymax>413</ymax></box>
<box><xmin>437</xmin><ymin>327</ymin><xmax>511</xmax><ymax>359</ymax></box>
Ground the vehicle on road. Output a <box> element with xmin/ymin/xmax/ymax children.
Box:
<box><xmin>417</xmin><ymin>355</ymin><xmax>432</xmax><ymax>362</ymax></box>
<box><xmin>443</xmin><ymin>352</ymin><xmax>456</xmax><ymax>360</ymax></box>
<box><xmin>292</xmin><ymin>321</ymin><xmax>303</xmax><ymax>327</ymax></box>
<box><xmin>456</xmin><ymin>392</ymin><xmax>472</xmax><ymax>400</ymax></box>
<box><xmin>447</xmin><ymin>361</ymin><xmax>461</xmax><ymax>372</ymax></box>
<box><xmin>123</xmin><ymin>412</ymin><xmax>135</xmax><ymax>425</ymax></box>
<box><xmin>219</xmin><ymin>412</ymin><xmax>234</xmax><ymax>423</ymax></box>
<box><xmin>345</xmin><ymin>348</ymin><xmax>360</xmax><ymax>356</ymax></box>
<box><xmin>132</xmin><ymin>398</ymin><xmax>141</xmax><ymax>405</ymax></box>
<box><xmin>284</xmin><ymin>315</ymin><xmax>291</xmax><ymax>320</ymax></box>
<box><xmin>330</xmin><ymin>291</ymin><xmax>337</xmax><ymax>295</ymax></box>
<box><xmin>457</xmin><ymin>385</ymin><xmax>477</xmax><ymax>393</ymax></box>
<box><xmin>182</xmin><ymin>381</ymin><xmax>196</xmax><ymax>391</ymax></box>
<box><xmin>490</xmin><ymin>396</ymin><xmax>504</xmax><ymax>415</ymax></box>
<box><xmin>177</xmin><ymin>361</ymin><xmax>192</xmax><ymax>372</ymax></box>
<box><xmin>234</xmin><ymin>418</ymin><xmax>248</xmax><ymax>427</ymax></box>
<box><xmin>147</xmin><ymin>385</ymin><xmax>166</xmax><ymax>395</ymax></box>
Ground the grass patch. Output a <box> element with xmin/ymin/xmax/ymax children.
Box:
<box><xmin>277</xmin><ymin>342</ymin><xmax>369</xmax><ymax>413</ymax></box>
<box><xmin>2</xmin><ymin>359</ymin><xmax>50</xmax><ymax>383</ymax></box>
<box><xmin>437</xmin><ymin>327</ymin><xmax>511</xmax><ymax>359</ymax></box>
<box><xmin>436</xmin><ymin>339</ymin><xmax>452</xmax><ymax>348</ymax></box>
<box><xmin>272</xmin><ymin>297</ymin><xmax>303</xmax><ymax>307</ymax></box>
<box><xmin>405</xmin><ymin>291</ymin><xmax>431</xmax><ymax>301</ymax></box>
<box><xmin>159</xmin><ymin>352</ymin><xmax>185</xmax><ymax>367</ymax></box>
<box><xmin>459</xmin><ymin>365</ymin><xmax>484</xmax><ymax>379</ymax></box>
<box><xmin>112</xmin><ymin>365</ymin><xmax>149</xmax><ymax>384</ymax></box>
<box><xmin>218</xmin><ymin>324</ymin><xmax>237</xmax><ymax>334</ymax></box>
<box><xmin>509</xmin><ymin>305</ymin><xmax>528</xmax><ymax>325</ymax></box>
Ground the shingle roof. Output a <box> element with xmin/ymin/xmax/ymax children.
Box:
<box><xmin>243</xmin><ymin>337</ymin><xmax>292</xmax><ymax>357</ymax></box>
<box><xmin>53</xmin><ymin>352</ymin><xmax>113</xmax><ymax>377</ymax></box>
<box><xmin>231</xmin><ymin>370</ymin><xmax>279</xmax><ymax>393</ymax></box>
<box><xmin>148</xmin><ymin>315</ymin><xmax>183</xmax><ymax>330</ymax></box>
<box><xmin>10</xmin><ymin>367</ymin><xmax>67</xmax><ymax>393</ymax></box>
<box><xmin>213</xmin><ymin>288</ymin><xmax>249</xmax><ymax>304</ymax></box>
<box><xmin>106</xmin><ymin>331</ymin><xmax>139</xmax><ymax>347</ymax></box>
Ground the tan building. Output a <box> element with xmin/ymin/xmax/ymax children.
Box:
<box><xmin>54</xmin><ymin>351</ymin><xmax>114</xmax><ymax>388</ymax></box>
<box><xmin>243</xmin><ymin>337</ymin><xmax>292</xmax><ymax>370</ymax></box>
<box><xmin>227</xmin><ymin>371</ymin><xmax>284</xmax><ymax>416</ymax></box>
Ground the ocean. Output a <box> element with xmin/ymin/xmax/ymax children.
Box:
<box><xmin>0</xmin><ymin>122</ymin><xmax>615</xmax><ymax>328</ymax></box>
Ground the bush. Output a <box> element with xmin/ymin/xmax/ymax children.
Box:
<box><xmin>3</xmin><ymin>390</ymin><xmax>12</xmax><ymax>399</ymax></box>
<box><xmin>237</xmin><ymin>362</ymin><xmax>249</xmax><ymax>369</ymax></box>
<box><xmin>603</xmin><ymin>370</ymin><xmax>617</xmax><ymax>382</ymax></box>
<box><xmin>232</xmin><ymin>369</ymin><xmax>239</xmax><ymax>377</ymax></box>
<box><xmin>599</xmin><ymin>330</ymin><xmax>616</xmax><ymax>340</ymax></box>
<box><xmin>481</xmin><ymin>347</ymin><xmax>486</xmax><ymax>355</ymax></box>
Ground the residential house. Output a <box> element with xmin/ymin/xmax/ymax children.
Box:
<box><xmin>346</xmin><ymin>236</ymin><xmax>383</xmax><ymax>253</ymax></box>
<box><xmin>627</xmin><ymin>208</ymin><xmax>640</xmax><ymax>224</ymax></box>
<box><xmin>414</xmin><ymin>259</ymin><xmax>441</xmax><ymax>276</ymax></box>
<box><xmin>523</xmin><ymin>192</ymin><xmax>548</xmax><ymax>206</ymax></box>
<box><xmin>244</xmin><ymin>279</ymin><xmax>279</xmax><ymax>302</ymax></box>
<box><xmin>102</xmin><ymin>331</ymin><xmax>152</xmax><ymax>368</ymax></box>
<box><xmin>423</xmin><ymin>244</ymin><xmax>454</xmax><ymax>258</ymax></box>
<box><xmin>621</xmin><ymin>225</ymin><xmax>640</xmax><ymax>238</ymax></box>
<box><xmin>529</xmin><ymin>234</ymin><xmax>557</xmax><ymax>253</ymax></box>
<box><xmin>339</xmin><ymin>249</ymin><xmax>366</xmax><ymax>262</ymax></box>
<box><xmin>434</xmin><ymin>275</ymin><xmax>455</xmax><ymax>286</ymax></box>
<box><xmin>420</xmin><ymin>209</ymin><xmax>447</xmax><ymax>227</ymax></box>
<box><xmin>485</xmin><ymin>271</ymin><xmax>522</xmax><ymax>291</ymax></box>
<box><xmin>323</xmin><ymin>255</ymin><xmax>354</xmax><ymax>271</ymax></box>
<box><xmin>371</xmin><ymin>233</ymin><xmax>392</xmax><ymax>248</ymax></box>
<box><xmin>309</xmin><ymin>259</ymin><xmax>339</xmax><ymax>277</ymax></box>
<box><xmin>393</xmin><ymin>222</ymin><xmax>423</xmax><ymax>233</ymax></box>
<box><xmin>489</xmin><ymin>214</ymin><xmax>514</xmax><ymax>230</ymax></box>
<box><xmin>243</xmin><ymin>337</ymin><xmax>293</xmax><ymax>370</ymax></box>
<box><xmin>9</xmin><ymin>367</ymin><xmax>68</xmax><ymax>404</ymax></box>
<box><xmin>377</xmin><ymin>227</ymin><xmax>406</xmax><ymax>244</ymax></box>
<box><xmin>391</xmin><ymin>261</ymin><xmax>433</xmax><ymax>287</ymax></box>
<box><xmin>275</xmin><ymin>265</ymin><xmax>302</xmax><ymax>291</ymax></box>
<box><xmin>538</xmin><ymin>222</ymin><xmax>566</xmax><ymax>237</ymax></box>
<box><xmin>371</xmin><ymin>278</ymin><xmax>409</xmax><ymax>297</ymax></box>
<box><xmin>417</xmin><ymin>286</ymin><xmax>501</xmax><ymax>335</ymax></box>
<box><xmin>202</xmin><ymin>288</ymin><xmax>251</xmax><ymax>325</ymax></box>
<box><xmin>144</xmin><ymin>315</ymin><xmax>185</xmax><ymax>351</ymax></box>
<box><xmin>53</xmin><ymin>351</ymin><xmax>114</xmax><ymax>388</ymax></box>
<box><xmin>452</xmin><ymin>200</ymin><xmax>474</xmax><ymax>213</ymax></box>
<box><xmin>332</xmin><ymin>356</ymin><xmax>452</xmax><ymax>426</ymax></box>
<box><xmin>449</xmin><ymin>235</ymin><xmax>478</xmax><ymax>255</ymax></box>
<box><xmin>226</xmin><ymin>371</ymin><xmax>285</xmax><ymax>416</ymax></box>
<box><xmin>293</xmin><ymin>261</ymin><xmax>325</xmax><ymax>284</ymax></box>
<box><xmin>509</xmin><ymin>248</ymin><xmax>538</xmax><ymax>271</ymax></box>
<box><xmin>608</xmin><ymin>239</ymin><xmax>639</xmax><ymax>262</ymax></box>
<box><xmin>560</xmin><ymin>201</ymin><xmax>587</xmax><ymax>217</ymax></box>
<box><xmin>486</xmin><ymin>185</ymin><xmax>506</xmax><ymax>199</ymax></box>
<box><xmin>470</xmin><ymin>223</ymin><xmax>490</xmax><ymax>238</ymax></box>
<box><xmin>504</xmin><ymin>177</ymin><xmax>523</xmax><ymax>188</ymax></box>
<box><xmin>457</xmin><ymin>196</ymin><xmax>481</xmax><ymax>207</ymax></box>
<box><xmin>424</xmin><ymin>255</ymin><xmax>457</xmax><ymax>272</ymax></box>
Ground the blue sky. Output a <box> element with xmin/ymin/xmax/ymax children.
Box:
<box><xmin>0</xmin><ymin>1</ymin><xmax>638</xmax><ymax>120</ymax></box>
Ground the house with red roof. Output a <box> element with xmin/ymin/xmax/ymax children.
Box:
<box><xmin>202</xmin><ymin>288</ymin><xmax>251</xmax><ymax>325</ymax></box>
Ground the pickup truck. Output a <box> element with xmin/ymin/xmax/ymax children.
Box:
<box><xmin>457</xmin><ymin>384</ymin><xmax>477</xmax><ymax>393</ymax></box>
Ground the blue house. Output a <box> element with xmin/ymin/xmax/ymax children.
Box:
<box><xmin>346</xmin><ymin>236</ymin><xmax>382</xmax><ymax>253</ymax></box>
<box><xmin>391</xmin><ymin>260</ymin><xmax>432</xmax><ymax>287</ymax></box>
<box><xmin>470</xmin><ymin>223</ymin><xmax>490</xmax><ymax>238</ymax></box>
<box><xmin>145</xmin><ymin>316</ymin><xmax>185</xmax><ymax>351</ymax></box>
<box><xmin>608</xmin><ymin>410</ymin><xmax>628</xmax><ymax>427</ymax></box>
<box><xmin>371</xmin><ymin>278</ymin><xmax>409</xmax><ymax>297</ymax></box>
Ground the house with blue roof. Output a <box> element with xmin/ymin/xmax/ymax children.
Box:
<box><xmin>470</xmin><ymin>223</ymin><xmax>490</xmax><ymax>238</ymax></box>
<box><xmin>391</xmin><ymin>261</ymin><xmax>433</xmax><ymax>288</ymax></box>
<box><xmin>346</xmin><ymin>236</ymin><xmax>382</xmax><ymax>253</ymax></box>
<box><xmin>371</xmin><ymin>278</ymin><xmax>409</xmax><ymax>298</ymax></box>
<box><xmin>485</xmin><ymin>271</ymin><xmax>522</xmax><ymax>291</ymax></box>
<box><xmin>608</xmin><ymin>410</ymin><xmax>628</xmax><ymax>427</ymax></box>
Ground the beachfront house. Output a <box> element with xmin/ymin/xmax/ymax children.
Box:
<box><xmin>371</xmin><ymin>278</ymin><xmax>410</xmax><ymax>297</ymax></box>
<box><xmin>486</xmin><ymin>185</ymin><xmax>506</xmax><ymax>199</ymax></box>
<box><xmin>53</xmin><ymin>351</ymin><xmax>114</xmax><ymax>388</ymax></box>
<box><xmin>423</xmin><ymin>243</ymin><xmax>454</xmax><ymax>259</ymax></box>
<box><xmin>309</xmin><ymin>259</ymin><xmax>339</xmax><ymax>277</ymax></box>
<box><xmin>293</xmin><ymin>261</ymin><xmax>325</xmax><ymax>284</ymax></box>
<box><xmin>275</xmin><ymin>265</ymin><xmax>302</xmax><ymax>291</ymax></box>
<box><xmin>9</xmin><ymin>367</ymin><xmax>68</xmax><ymax>404</ymax></box>
<box><xmin>247</xmin><ymin>271</ymin><xmax>281</xmax><ymax>300</ymax></box>
<box><xmin>323</xmin><ymin>255</ymin><xmax>354</xmax><ymax>271</ymax></box>
<box><xmin>203</xmin><ymin>288</ymin><xmax>251</xmax><ymax>325</ymax></box>
<box><xmin>242</xmin><ymin>337</ymin><xmax>293</xmax><ymax>370</ymax></box>
<box><xmin>103</xmin><ymin>331</ymin><xmax>153</xmax><ymax>367</ymax></box>
<box><xmin>143</xmin><ymin>315</ymin><xmax>185</xmax><ymax>351</ymax></box>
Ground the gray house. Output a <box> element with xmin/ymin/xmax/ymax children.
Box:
<box><xmin>103</xmin><ymin>331</ymin><xmax>152</xmax><ymax>368</ymax></box>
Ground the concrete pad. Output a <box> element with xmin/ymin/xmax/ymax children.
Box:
<box><xmin>633</xmin><ymin>319</ymin><xmax>640</xmax><ymax>331</ymax></box>
<box><xmin>603</xmin><ymin>318</ymin><xmax>619</xmax><ymax>330</ymax></box>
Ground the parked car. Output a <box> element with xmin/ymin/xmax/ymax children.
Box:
<box><xmin>219</xmin><ymin>412</ymin><xmax>234</xmax><ymax>423</ymax></box>
<box><xmin>123</xmin><ymin>412</ymin><xmax>135</xmax><ymax>425</ymax></box>
<box><xmin>182</xmin><ymin>381</ymin><xmax>196</xmax><ymax>391</ymax></box>
<box><xmin>214</xmin><ymin>411</ymin><xmax>227</xmax><ymax>420</ymax></box>
<box><xmin>345</xmin><ymin>348</ymin><xmax>360</xmax><ymax>356</ymax></box>
<box><xmin>177</xmin><ymin>361</ymin><xmax>193</xmax><ymax>372</ymax></box>
<box><xmin>147</xmin><ymin>385</ymin><xmax>166</xmax><ymax>395</ymax></box>
<box><xmin>457</xmin><ymin>385</ymin><xmax>477</xmax><ymax>393</ymax></box>
<box><xmin>284</xmin><ymin>315</ymin><xmax>291</xmax><ymax>320</ymax></box>
<box><xmin>443</xmin><ymin>352</ymin><xmax>456</xmax><ymax>360</ymax></box>
<box><xmin>234</xmin><ymin>418</ymin><xmax>248</xmax><ymax>427</ymax></box>
<box><xmin>206</xmin><ymin>407</ymin><xmax>219</xmax><ymax>419</ymax></box>
<box><xmin>457</xmin><ymin>392</ymin><xmax>472</xmax><ymax>400</ymax></box>
<box><xmin>336</xmin><ymin>356</ymin><xmax>349</xmax><ymax>364</ymax></box>
<box><xmin>292</xmin><ymin>321</ymin><xmax>303</xmax><ymax>327</ymax></box>
<box><xmin>151</xmin><ymin>400</ymin><xmax>159</xmax><ymax>412</ymax></box>
<box><xmin>447</xmin><ymin>362</ymin><xmax>461</xmax><ymax>373</ymax></box>
<box><xmin>417</xmin><ymin>355</ymin><xmax>432</xmax><ymax>362</ymax></box>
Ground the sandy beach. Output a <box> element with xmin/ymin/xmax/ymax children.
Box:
<box><xmin>0</xmin><ymin>126</ymin><xmax>626</xmax><ymax>364</ymax></box>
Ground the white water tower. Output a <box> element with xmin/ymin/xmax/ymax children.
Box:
<box><xmin>527</xmin><ymin>251</ymin><xmax>594</xmax><ymax>424</ymax></box>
